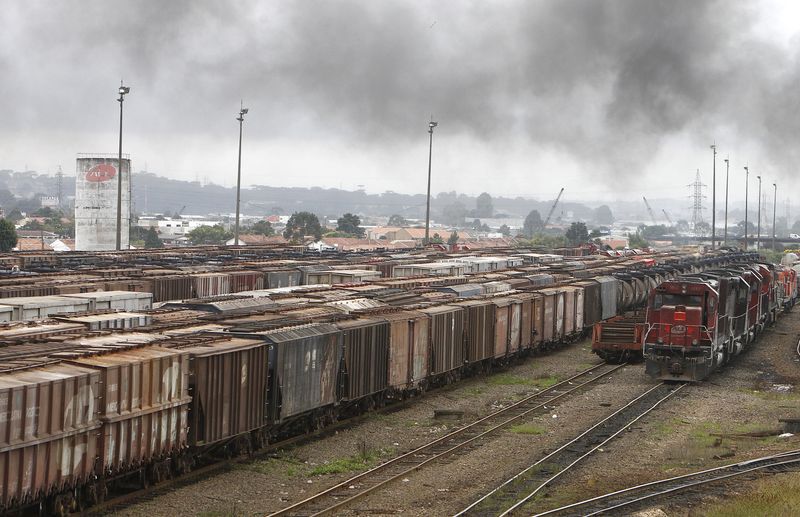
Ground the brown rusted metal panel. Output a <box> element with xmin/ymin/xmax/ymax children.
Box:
<box><xmin>420</xmin><ymin>305</ymin><xmax>465</xmax><ymax>376</ymax></box>
<box><xmin>175</xmin><ymin>337</ymin><xmax>269</xmax><ymax>446</ymax></box>
<box><xmin>67</xmin><ymin>346</ymin><xmax>190</xmax><ymax>476</ymax></box>
<box><xmin>455</xmin><ymin>300</ymin><xmax>494</xmax><ymax>363</ymax></box>
<box><xmin>0</xmin><ymin>362</ymin><xmax>100</xmax><ymax>509</ymax></box>
<box><xmin>491</xmin><ymin>298</ymin><xmax>510</xmax><ymax>358</ymax></box>
<box><xmin>531</xmin><ymin>293</ymin><xmax>544</xmax><ymax>348</ymax></box>
<box><xmin>563</xmin><ymin>287</ymin><xmax>576</xmax><ymax>336</ymax></box>
<box><xmin>336</xmin><ymin>317</ymin><xmax>390</xmax><ymax>401</ymax></box>
<box><xmin>381</xmin><ymin>310</ymin><xmax>430</xmax><ymax>390</ymax></box>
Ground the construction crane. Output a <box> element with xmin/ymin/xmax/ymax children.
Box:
<box><xmin>662</xmin><ymin>209</ymin><xmax>674</xmax><ymax>226</ymax></box>
<box><xmin>541</xmin><ymin>188</ymin><xmax>565</xmax><ymax>230</ymax></box>
<box><xmin>642</xmin><ymin>196</ymin><xmax>658</xmax><ymax>225</ymax></box>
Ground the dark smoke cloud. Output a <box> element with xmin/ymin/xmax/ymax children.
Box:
<box><xmin>1</xmin><ymin>0</ymin><xmax>799</xmax><ymax>182</ymax></box>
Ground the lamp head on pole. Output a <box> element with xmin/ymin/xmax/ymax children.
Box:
<box><xmin>237</xmin><ymin>105</ymin><xmax>248</xmax><ymax>122</ymax></box>
<box><xmin>118</xmin><ymin>81</ymin><xmax>130</xmax><ymax>102</ymax></box>
<box><xmin>710</xmin><ymin>143</ymin><xmax>716</xmax><ymax>153</ymax></box>
<box><xmin>428</xmin><ymin>120</ymin><xmax>438</xmax><ymax>133</ymax></box>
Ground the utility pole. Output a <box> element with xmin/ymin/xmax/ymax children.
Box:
<box><xmin>772</xmin><ymin>182</ymin><xmax>777</xmax><ymax>251</ymax></box>
<box><xmin>743</xmin><ymin>166</ymin><xmax>749</xmax><ymax>251</ymax></box>
<box><xmin>723</xmin><ymin>157</ymin><xmax>729</xmax><ymax>246</ymax></box>
<box><xmin>710</xmin><ymin>143</ymin><xmax>717</xmax><ymax>249</ymax></box>
<box><xmin>116</xmin><ymin>81</ymin><xmax>130</xmax><ymax>251</ymax></box>
<box><xmin>234</xmin><ymin>102</ymin><xmax>248</xmax><ymax>246</ymax></box>
<box><xmin>424</xmin><ymin>118</ymin><xmax>438</xmax><ymax>246</ymax></box>
<box><xmin>756</xmin><ymin>175</ymin><xmax>762</xmax><ymax>251</ymax></box>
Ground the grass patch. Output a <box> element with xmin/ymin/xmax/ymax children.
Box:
<box><xmin>308</xmin><ymin>448</ymin><xmax>393</xmax><ymax>476</ymax></box>
<box><xmin>463</xmin><ymin>385</ymin><xmax>486</xmax><ymax>396</ymax></box>
<box><xmin>531</xmin><ymin>375</ymin><xmax>559</xmax><ymax>388</ymax></box>
<box><xmin>510</xmin><ymin>423</ymin><xmax>546</xmax><ymax>435</ymax></box>
<box><xmin>487</xmin><ymin>374</ymin><xmax>559</xmax><ymax>387</ymax></box>
<box><xmin>487</xmin><ymin>373</ymin><xmax>534</xmax><ymax>386</ymax></box>
<box><xmin>701</xmin><ymin>472</ymin><xmax>800</xmax><ymax>516</ymax></box>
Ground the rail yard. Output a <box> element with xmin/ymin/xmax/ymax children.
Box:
<box><xmin>0</xmin><ymin>245</ymin><xmax>796</xmax><ymax>515</ymax></box>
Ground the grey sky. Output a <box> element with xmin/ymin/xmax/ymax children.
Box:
<box><xmin>1</xmin><ymin>0</ymin><xmax>798</xmax><ymax>205</ymax></box>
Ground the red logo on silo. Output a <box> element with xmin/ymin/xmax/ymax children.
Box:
<box><xmin>86</xmin><ymin>164</ymin><xmax>116</xmax><ymax>182</ymax></box>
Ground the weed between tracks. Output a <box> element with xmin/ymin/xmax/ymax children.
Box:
<box><xmin>510</xmin><ymin>424</ymin><xmax>546</xmax><ymax>435</ymax></box>
<box><xmin>486</xmin><ymin>374</ymin><xmax>559</xmax><ymax>388</ymax></box>
<box><xmin>700</xmin><ymin>471</ymin><xmax>800</xmax><ymax>516</ymax></box>
<box><xmin>655</xmin><ymin>417</ymin><xmax>789</xmax><ymax>471</ymax></box>
<box><xmin>308</xmin><ymin>447</ymin><xmax>396</xmax><ymax>476</ymax></box>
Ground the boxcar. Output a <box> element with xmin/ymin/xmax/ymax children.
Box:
<box><xmin>174</xmin><ymin>336</ymin><xmax>269</xmax><ymax>447</ymax></box>
<box><xmin>382</xmin><ymin>310</ymin><xmax>430</xmax><ymax>391</ymax></box>
<box><xmin>419</xmin><ymin>305</ymin><xmax>465</xmax><ymax>376</ymax></box>
<box><xmin>0</xmin><ymin>361</ymin><xmax>100</xmax><ymax>513</ymax></box>
<box><xmin>336</xmin><ymin>317</ymin><xmax>390</xmax><ymax>402</ymax></box>
<box><xmin>259</xmin><ymin>324</ymin><xmax>342</xmax><ymax>422</ymax></box>
<box><xmin>455</xmin><ymin>300</ymin><xmax>495</xmax><ymax>364</ymax></box>
<box><xmin>65</xmin><ymin>347</ymin><xmax>191</xmax><ymax>477</ymax></box>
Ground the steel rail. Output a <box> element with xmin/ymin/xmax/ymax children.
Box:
<box><xmin>268</xmin><ymin>362</ymin><xmax>627</xmax><ymax>517</ymax></box>
<box><xmin>534</xmin><ymin>449</ymin><xmax>800</xmax><ymax>516</ymax></box>
<box><xmin>456</xmin><ymin>382</ymin><xmax>685</xmax><ymax>517</ymax></box>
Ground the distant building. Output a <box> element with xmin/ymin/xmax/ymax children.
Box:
<box><xmin>74</xmin><ymin>154</ymin><xmax>131</xmax><ymax>251</ymax></box>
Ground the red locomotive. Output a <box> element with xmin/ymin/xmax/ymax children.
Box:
<box><xmin>644</xmin><ymin>260</ymin><xmax>797</xmax><ymax>381</ymax></box>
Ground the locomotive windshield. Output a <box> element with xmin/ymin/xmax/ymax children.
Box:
<box><xmin>652</xmin><ymin>293</ymin><xmax>702</xmax><ymax>309</ymax></box>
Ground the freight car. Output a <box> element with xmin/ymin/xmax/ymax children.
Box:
<box><xmin>0</xmin><ymin>248</ymin><xmax>759</xmax><ymax>514</ymax></box>
<box><xmin>643</xmin><ymin>261</ymin><xmax>798</xmax><ymax>381</ymax></box>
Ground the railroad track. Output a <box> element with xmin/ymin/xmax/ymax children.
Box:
<box><xmin>268</xmin><ymin>362</ymin><xmax>627</xmax><ymax>517</ymax></box>
<box><xmin>456</xmin><ymin>382</ymin><xmax>686</xmax><ymax>517</ymax></box>
<box><xmin>534</xmin><ymin>449</ymin><xmax>800</xmax><ymax>516</ymax></box>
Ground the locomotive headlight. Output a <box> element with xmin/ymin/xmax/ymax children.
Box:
<box><xmin>657</xmin><ymin>337</ymin><xmax>664</xmax><ymax>344</ymax></box>
<box><xmin>692</xmin><ymin>339</ymin><xmax>699</xmax><ymax>346</ymax></box>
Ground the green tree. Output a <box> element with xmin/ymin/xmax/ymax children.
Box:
<box><xmin>0</xmin><ymin>219</ymin><xmax>17</xmax><ymax>251</ymax></box>
<box><xmin>250</xmin><ymin>220</ymin><xmax>275</xmax><ymax>236</ymax></box>
<box><xmin>447</xmin><ymin>231</ymin><xmax>459</xmax><ymax>245</ymax></box>
<box><xmin>475</xmin><ymin>192</ymin><xmax>493</xmax><ymax>218</ymax></box>
<box><xmin>523</xmin><ymin>209</ymin><xmax>543</xmax><ymax>238</ymax></box>
<box><xmin>628</xmin><ymin>232</ymin><xmax>650</xmax><ymax>248</ymax></box>
<box><xmin>430</xmin><ymin>232</ymin><xmax>444</xmax><ymax>244</ymax></box>
<box><xmin>187</xmin><ymin>224</ymin><xmax>232</xmax><ymax>245</ymax></box>
<box><xmin>283</xmin><ymin>212</ymin><xmax>323</xmax><ymax>241</ymax></box>
<box><xmin>5</xmin><ymin>209</ymin><xmax>23</xmax><ymax>223</ymax></box>
<box><xmin>336</xmin><ymin>213</ymin><xmax>365</xmax><ymax>237</ymax></box>
<box><xmin>499</xmin><ymin>224</ymin><xmax>511</xmax><ymax>237</ymax></box>
<box><xmin>387</xmin><ymin>214</ymin><xmax>407</xmax><ymax>226</ymax></box>
<box><xmin>594</xmin><ymin>205</ymin><xmax>614</xmax><ymax>225</ymax></box>
<box><xmin>565</xmin><ymin>222</ymin><xmax>589</xmax><ymax>245</ymax></box>
<box><xmin>640</xmin><ymin>224</ymin><xmax>670</xmax><ymax>239</ymax></box>
<box><xmin>143</xmin><ymin>227</ymin><xmax>164</xmax><ymax>248</ymax></box>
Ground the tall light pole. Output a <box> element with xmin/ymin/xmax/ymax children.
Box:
<box><xmin>423</xmin><ymin>119</ymin><xmax>438</xmax><ymax>246</ymax></box>
<box><xmin>723</xmin><ymin>157</ymin><xmax>729</xmax><ymax>246</ymax></box>
<box><xmin>772</xmin><ymin>182</ymin><xmax>777</xmax><ymax>251</ymax></box>
<box><xmin>116</xmin><ymin>81</ymin><xmax>131</xmax><ymax>251</ymax></box>
<box><xmin>234</xmin><ymin>102</ymin><xmax>248</xmax><ymax>246</ymax></box>
<box><xmin>743</xmin><ymin>166</ymin><xmax>749</xmax><ymax>250</ymax></box>
<box><xmin>756</xmin><ymin>175</ymin><xmax>762</xmax><ymax>251</ymax></box>
<box><xmin>710</xmin><ymin>144</ymin><xmax>717</xmax><ymax>249</ymax></box>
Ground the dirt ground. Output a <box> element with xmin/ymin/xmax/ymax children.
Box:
<box><xmin>115</xmin><ymin>310</ymin><xmax>800</xmax><ymax>517</ymax></box>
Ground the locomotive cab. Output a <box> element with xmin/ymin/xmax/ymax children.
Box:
<box><xmin>643</xmin><ymin>279</ymin><xmax>723</xmax><ymax>381</ymax></box>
